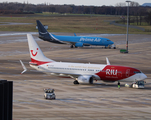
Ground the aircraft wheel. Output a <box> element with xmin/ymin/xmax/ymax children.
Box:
<box><xmin>73</xmin><ymin>80</ymin><xmax>79</xmax><ymax>84</ymax></box>
<box><xmin>114</xmin><ymin>47</ymin><xmax>116</xmax><ymax>49</ymax></box>
<box><xmin>70</xmin><ymin>45</ymin><xmax>74</xmax><ymax>48</ymax></box>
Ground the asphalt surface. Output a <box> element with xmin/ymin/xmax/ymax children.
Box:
<box><xmin>0</xmin><ymin>32</ymin><xmax>151</xmax><ymax>120</ymax></box>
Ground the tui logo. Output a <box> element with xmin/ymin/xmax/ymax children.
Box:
<box><xmin>31</xmin><ymin>48</ymin><xmax>38</xmax><ymax>57</ymax></box>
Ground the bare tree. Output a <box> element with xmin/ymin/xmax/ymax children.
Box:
<box><xmin>145</xmin><ymin>11</ymin><xmax>151</xmax><ymax>25</ymax></box>
<box><xmin>115</xmin><ymin>2</ymin><xmax>126</xmax><ymax>7</ymax></box>
<box><xmin>130</xmin><ymin>1</ymin><xmax>139</xmax><ymax>7</ymax></box>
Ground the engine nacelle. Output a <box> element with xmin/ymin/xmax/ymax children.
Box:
<box><xmin>75</xmin><ymin>42</ymin><xmax>83</xmax><ymax>47</ymax></box>
<box><xmin>77</xmin><ymin>75</ymin><xmax>93</xmax><ymax>84</ymax></box>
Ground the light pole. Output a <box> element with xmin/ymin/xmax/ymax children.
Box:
<box><xmin>126</xmin><ymin>1</ymin><xmax>131</xmax><ymax>53</ymax></box>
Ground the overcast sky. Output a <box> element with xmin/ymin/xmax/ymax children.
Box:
<box><xmin>1</xmin><ymin>0</ymin><xmax>151</xmax><ymax>6</ymax></box>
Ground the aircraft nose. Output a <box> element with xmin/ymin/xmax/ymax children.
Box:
<box><xmin>111</xmin><ymin>41</ymin><xmax>114</xmax><ymax>44</ymax></box>
<box><xmin>141</xmin><ymin>73</ymin><xmax>147</xmax><ymax>80</ymax></box>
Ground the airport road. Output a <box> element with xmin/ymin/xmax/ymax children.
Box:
<box><xmin>0</xmin><ymin>32</ymin><xmax>151</xmax><ymax>119</ymax></box>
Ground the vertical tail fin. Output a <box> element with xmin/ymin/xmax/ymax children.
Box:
<box><xmin>36</xmin><ymin>20</ymin><xmax>65</xmax><ymax>44</ymax></box>
<box><xmin>27</xmin><ymin>34</ymin><xmax>55</xmax><ymax>64</ymax></box>
<box><xmin>36</xmin><ymin>20</ymin><xmax>51</xmax><ymax>41</ymax></box>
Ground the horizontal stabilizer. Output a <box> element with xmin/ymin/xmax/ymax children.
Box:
<box><xmin>20</xmin><ymin>60</ymin><xmax>27</xmax><ymax>74</ymax></box>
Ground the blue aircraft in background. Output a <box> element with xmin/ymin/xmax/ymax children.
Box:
<box><xmin>36</xmin><ymin>20</ymin><xmax>116</xmax><ymax>48</ymax></box>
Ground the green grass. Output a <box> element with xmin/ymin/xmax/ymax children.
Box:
<box><xmin>0</xmin><ymin>14</ymin><xmax>150</xmax><ymax>34</ymax></box>
<box><xmin>117</xmin><ymin>20</ymin><xmax>151</xmax><ymax>33</ymax></box>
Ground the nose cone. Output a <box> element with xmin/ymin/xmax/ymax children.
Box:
<box><xmin>140</xmin><ymin>73</ymin><xmax>147</xmax><ymax>80</ymax></box>
<box><xmin>111</xmin><ymin>41</ymin><xmax>114</xmax><ymax>45</ymax></box>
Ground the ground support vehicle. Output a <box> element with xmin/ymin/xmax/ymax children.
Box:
<box><xmin>44</xmin><ymin>88</ymin><xmax>56</xmax><ymax>100</ymax></box>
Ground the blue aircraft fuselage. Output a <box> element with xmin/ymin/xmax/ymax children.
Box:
<box><xmin>50</xmin><ymin>34</ymin><xmax>114</xmax><ymax>47</ymax></box>
<box><xmin>36</xmin><ymin>20</ymin><xmax>114</xmax><ymax>48</ymax></box>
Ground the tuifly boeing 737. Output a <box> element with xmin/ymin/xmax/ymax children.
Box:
<box><xmin>36</xmin><ymin>20</ymin><xmax>115</xmax><ymax>48</ymax></box>
<box><xmin>22</xmin><ymin>34</ymin><xmax>147</xmax><ymax>87</ymax></box>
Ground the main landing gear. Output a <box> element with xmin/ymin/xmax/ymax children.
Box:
<box><xmin>105</xmin><ymin>45</ymin><xmax>116</xmax><ymax>49</ymax></box>
<box><xmin>70</xmin><ymin>45</ymin><xmax>77</xmax><ymax>48</ymax></box>
<box><xmin>70</xmin><ymin>45</ymin><xmax>74</xmax><ymax>48</ymax></box>
<box><xmin>73</xmin><ymin>80</ymin><xmax>79</xmax><ymax>84</ymax></box>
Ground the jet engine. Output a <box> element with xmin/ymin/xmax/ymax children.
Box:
<box><xmin>77</xmin><ymin>75</ymin><xmax>93</xmax><ymax>84</ymax></box>
<box><xmin>75</xmin><ymin>42</ymin><xmax>83</xmax><ymax>47</ymax></box>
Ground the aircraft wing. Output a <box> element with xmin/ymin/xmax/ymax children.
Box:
<box><xmin>46</xmin><ymin>71</ymin><xmax>97</xmax><ymax>80</ymax></box>
<box><xmin>47</xmin><ymin>71</ymin><xmax>82</xmax><ymax>78</ymax></box>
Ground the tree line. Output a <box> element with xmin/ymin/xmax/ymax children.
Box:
<box><xmin>0</xmin><ymin>2</ymin><xmax>151</xmax><ymax>25</ymax></box>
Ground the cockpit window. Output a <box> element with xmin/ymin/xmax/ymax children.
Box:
<box><xmin>107</xmin><ymin>40</ymin><xmax>111</xmax><ymax>41</ymax></box>
<box><xmin>134</xmin><ymin>71</ymin><xmax>142</xmax><ymax>74</ymax></box>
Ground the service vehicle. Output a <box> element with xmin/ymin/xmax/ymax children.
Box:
<box><xmin>44</xmin><ymin>88</ymin><xmax>56</xmax><ymax>100</ymax></box>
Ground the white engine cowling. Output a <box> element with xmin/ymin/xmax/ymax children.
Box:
<box><xmin>77</xmin><ymin>75</ymin><xmax>93</xmax><ymax>84</ymax></box>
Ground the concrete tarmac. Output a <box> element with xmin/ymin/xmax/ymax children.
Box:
<box><xmin>0</xmin><ymin>32</ymin><xmax>151</xmax><ymax>120</ymax></box>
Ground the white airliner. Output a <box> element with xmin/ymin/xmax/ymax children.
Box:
<box><xmin>23</xmin><ymin>34</ymin><xmax>147</xmax><ymax>85</ymax></box>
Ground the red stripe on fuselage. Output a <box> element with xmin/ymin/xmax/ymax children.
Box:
<box><xmin>95</xmin><ymin>65</ymin><xmax>140</xmax><ymax>81</ymax></box>
<box><xmin>30</xmin><ymin>58</ymin><xmax>51</xmax><ymax>65</ymax></box>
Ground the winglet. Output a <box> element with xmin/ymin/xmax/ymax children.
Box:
<box><xmin>74</xmin><ymin>33</ymin><xmax>77</xmax><ymax>36</ymax></box>
<box><xmin>106</xmin><ymin>57</ymin><xmax>110</xmax><ymax>65</ymax></box>
<box><xmin>20</xmin><ymin>60</ymin><xmax>27</xmax><ymax>74</ymax></box>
